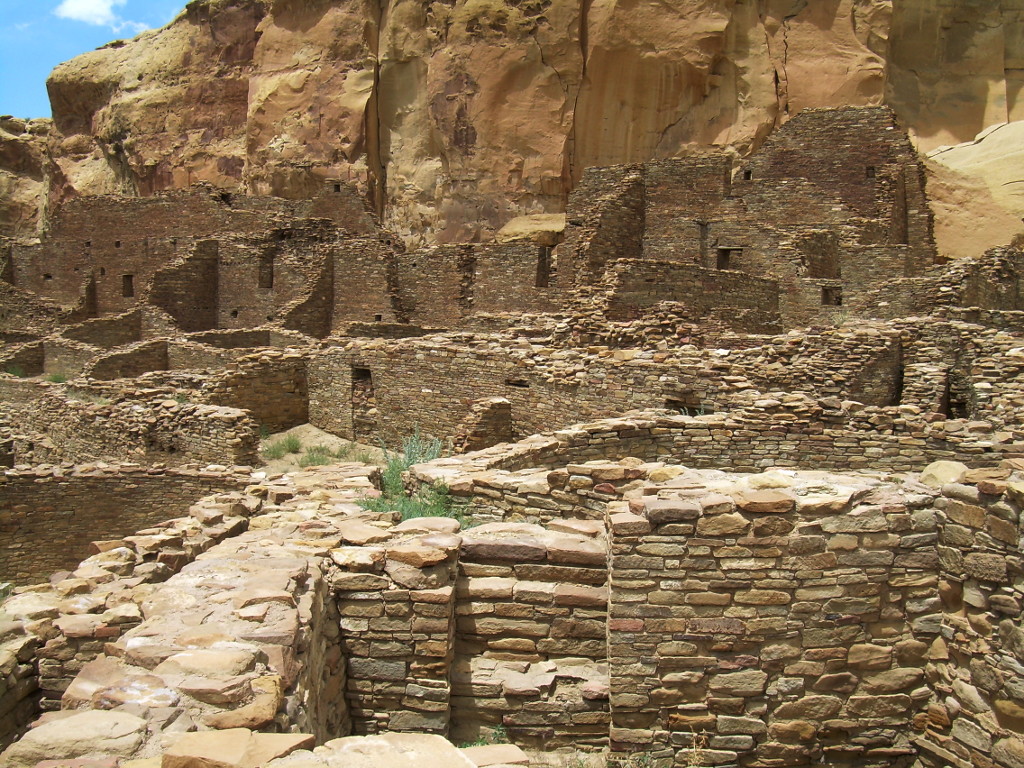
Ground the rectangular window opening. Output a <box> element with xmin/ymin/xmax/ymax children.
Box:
<box><xmin>821</xmin><ymin>286</ymin><xmax>843</xmax><ymax>306</ymax></box>
<box><xmin>535</xmin><ymin>246</ymin><xmax>552</xmax><ymax>288</ymax></box>
<box><xmin>665</xmin><ymin>397</ymin><xmax>712</xmax><ymax>415</ymax></box>
<box><xmin>717</xmin><ymin>247</ymin><xmax>741</xmax><ymax>270</ymax></box>
<box><xmin>866</xmin><ymin>166</ymin><xmax>876</xmax><ymax>179</ymax></box>
<box><xmin>258</xmin><ymin>251</ymin><xmax>274</xmax><ymax>290</ymax></box>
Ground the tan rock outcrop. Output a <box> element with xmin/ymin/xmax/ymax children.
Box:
<box><xmin>0</xmin><ymin>118</ymin><xmax>49</xmax><ymax>238</ymax></box>
<box><xmin>926</xmin><ymin>122</ymin><xmax>1024</xmax><ymax>260</ymax></box>
<box><xmin>3</xmin><ymin>0</ymin><xmax>1023</xmax><ymax>254</ymax></box>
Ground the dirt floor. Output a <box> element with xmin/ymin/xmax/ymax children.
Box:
<box><xmin>258</xmin><ymin>423</ymin><xmax>386</xmax><ymax>476</ymax></box>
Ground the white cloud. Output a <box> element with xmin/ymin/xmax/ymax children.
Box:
<box><xmin>53</xmin><ymin>0</ymin><xmax>146</xmax><ymax>33</ymax></box>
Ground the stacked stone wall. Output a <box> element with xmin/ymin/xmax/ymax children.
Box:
<box><xmin>558</xmin><ymin>165</ymin><xmax>646</xmax><ymax>287</ymax></box>
<box><xmin>605</xmin><ymin>475</ymin><xmax>937</xmax><ymax>766</ymax></box>
<box><xmin>84</xmin><ymin>339</ymin><xmax>169</xmax><ymax>380</ymax></box>
<box><xmin>606</xmin><ymin>259</ymin><xmax>779</xmax><ymax>321</ymax></box>
<box><xmin>58</xmin><ymin>311</ymin><xmax>142</xmax><ymax>349</ymax></box>
<box><xmin>0</xmin><ymin>465</ymin><xmax>251</xmax><ymax>584</ymax></box>
<box><xmin>331</xmin><ymin>238</ymin><xmax>399</xmax><ymax>326</ymax></box>
<box><xmin>146</xmin><ymin>240</ymin><xmax>220</xmax><ymax>332</ymax></box>
<box><xmin>915</xmin><ymin>469</ymin><xmax>1024</xmax><ymax>768</ymax></box>
<box><xmin>203</xmin><ymin>349</ymin><xmax>308</xmax><ymax>432</ymax></box>
<box><xmin>11</xmin><ymin>391</ymin><xmax>259</xmax><ymax>466</ymax></box>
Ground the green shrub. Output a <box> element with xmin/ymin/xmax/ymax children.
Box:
<box><xmin>261</xmin><ymin>433</ymin><xmax>304</xmax><ymax>461</ymax></box>
<box><xmin>4</xmin><ymin>365</ymin><xmax>26</xmax><ymax>378</ymax></box>
<box><xmin>358</xmin><ymin>430</ymin><xmax>462</xmax><ymax>522</ymax></box>
<box><xmin>298</xmin><ymin>445</ymin><xmax>333</xmax><ymax>467</ymax></box>
<box><xmin>458</xmin><ymin>724</ymin><xmax>508</xmax><ymax>748</ymax></box>
<box><xmin>261</xmin><ymin>441</ymin><xmax>287</xmax><ymax>461</ymax></box>
<box><xmin>44</xmin><ymin>372</ymin><xmax>67</xmax><ymax>384</ymax></box>
<box><xmin>352</xmin><ymin>449</ymin><xmax>375</xmax><ymax>464</ymax></box>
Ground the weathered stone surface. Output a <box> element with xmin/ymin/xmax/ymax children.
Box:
<box><xmin>733</xmin><ymin>489</ymin><xmax>795</xmax><ymax>514</ymax></box>
<box><xmin>461</xmin><ymin>744</ymin><xmax>530</xmax><ymax>766</ymax></box>
<box><xmin>919</xmin><ymin>461</ymin><xmax>968</xmax><ymax>488</ymax></box>
<box><xmin>1</xmin><ymin>711</ymin><xmax>147</xmax><ymax>764</ymax></box>
<box><xmin>162</xmin><ymin>729</ymin><xmax>314</xmax><ymax>768</ymax></box>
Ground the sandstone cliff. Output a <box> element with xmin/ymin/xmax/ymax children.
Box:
<box><xmin>3</xmin><ymin>0</ymin><xmax>1023</xmax><ymax>250</ymax></box>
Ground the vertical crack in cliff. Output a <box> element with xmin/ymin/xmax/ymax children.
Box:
<box><xmin>763</xmin><ymin>16</ymin><xmax>790</xmax><ymax>126</ymax></box>
<box><xmin>366</xmin><ymin>0</ymin><xmax>388</xmax><ymax>219</ymax></box>
<box><xmin>566</xmin><ymin>0</ymin><xmax>591</xmax><ymax>186</ymax></box>
<box><xmin>780</xmin><ymin>18</ymin><xmax>790</xmax><ymax>117</ymax></box>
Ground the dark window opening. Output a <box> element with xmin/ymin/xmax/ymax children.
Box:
<box><xmin>220</xmin><ymin>192</ymin><xmax>233</xmax><ymax>205</ymax></box>
<box><xmin>352</xmin><ymin>368</ymin><xmax>377</xmax><ymax>441</ymax></box>
<box><xmin>536</xmin><ymin>246</ymin><xmax>552</xmax><ymax>288</ymax></box>
<box><xmin>84</xmin><ymin>240</ymin><xmax>91</xmax><ymax>248</ymax></box>
<box><xmin>42</xmin><ymin>273</ymin><xmax>52</xmax><ymax>281</ymax></box>
<box><xmin>258</xmin><ymin>252</ymin><xmax>274</xmax><ymax>290</ymax></box>
<box><xmin>230</xmin><ymin>309</ymin><xmax>239</xmax><ymax>318</ymax></box>
<box><xmin>114</xmin><ymin>240</ymin><xmax>121</xmax><ymax>248</ymax></box>
<box><xmin>505</xmin><ymin>378</ymin><xmax>530</xmax><ymax>389</ymax></box>
<box><xmin>742</xmin><ymin>170</ymin><xmax>753</xmax><ymax>181</ymax></box>
<box><xmin>374</xmin><ymin>314</ymin><xmax>384</xmax><ymax>322</ymax></box>
<box><xmin>333</xmin><ymin>183</ymin><xmax>342</xmax><ymax>193</ymax></box>
<box><xmin>891</xmin><ymin>363</ymin><xmax>905</xmax><ymax>407</ymax></box>
<box><xmin>866</xmin><ymin>166</ymin><xmax>876</xmax><ymax>179</ymax></box>
<box><xmin>717</xmin><ymin>247</ymin><xmax>741</xmax><ymax>270</ymax></box>
<box><xmin>99</xmin><ymin>267</ymin><xmax>106</xmax><ymax>276</ymax></box>
<box><xmin>665</xmin><ymin>397</ymin><xmax>712</xmax><ymax>415</ymax></box>
<box><xmin>821</xmin><ymin>286</ymin><xmax>843</xmax><ymax>306</ymax></box>
<box><xmin>121</xmin><ymin>274</ymin><xmax>135</xmax><ymax>297</ymax></box>
<box><xmin>940</xmin><ymin>375</ymin><xmax>971</xmax><ymax>419</ymax></box>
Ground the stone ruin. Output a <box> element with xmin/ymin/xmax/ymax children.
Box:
<box><xmin>0</xmin><ymin>106</ymin><xmax>1023</xmax><ymax>767</ymax></box>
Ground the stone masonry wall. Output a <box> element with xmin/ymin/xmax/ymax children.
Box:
<box><xmin>605</xmin><ymin>472</ymin><xmax>938</xmax><ymax>767</ymax></box>
<box><xmin>914</xmin><ymin>466</ymin><xmax>1024</xmax><ymax>768</ymax></box>
<box><xmin>0</xmin><ymin>464</ymin><xmax>251</xmax><ymax>583</ymax></box>
<box><xmin>203</xmin><ymin>348</ymin><xmax>308</xmax><ymax>432</ymax></box>
<box><xmin>605</xmin><ymin>259</ymin><xmax>779</xmax><ymax>321</ymax></box>
<box><xmin>12</xmin><ymin>391</ymin><xmax>259</xmax><ymax>466</ymax></box>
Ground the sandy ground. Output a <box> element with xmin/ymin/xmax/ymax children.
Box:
<box><xmin>258</xmin><ymin>423</ymin><xmax>386</xmax><ymax>476</ymax></box>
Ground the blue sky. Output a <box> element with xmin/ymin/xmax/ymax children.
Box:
<box><xmin>0</xmin><ymin>0</ymin><xmax>186</xmax><ymax>119</ymax></box>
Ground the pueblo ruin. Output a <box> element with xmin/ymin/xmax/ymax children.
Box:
<box><xmin>2</xmin><ymin>2</ymin><xmax>1024</xmax><ymax>767</ymax></box>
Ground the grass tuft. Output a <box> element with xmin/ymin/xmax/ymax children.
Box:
<box><xmin>298</xmin><ymin>445</ymin><xmax>334</xmax><ymax>467</ymax></box>
<box><xmin>44</xmin><ymin>372</ymin><xmax>67</xmax><ymax>384</ymax></box>
<box><xmin>261</xmin><ymin>433</ymin><xmax>303</xmax><ymax>461</ymax></box>
<box><xmin>357</xmin><ymin>430</ymin><xmax>464</xmax><ymax>522</ymax></box>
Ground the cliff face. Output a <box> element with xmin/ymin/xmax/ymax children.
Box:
<box><xmin>4</xmin><ymin>0</ymin><xmax>1024</xmax><ymax>249</ymax></box>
